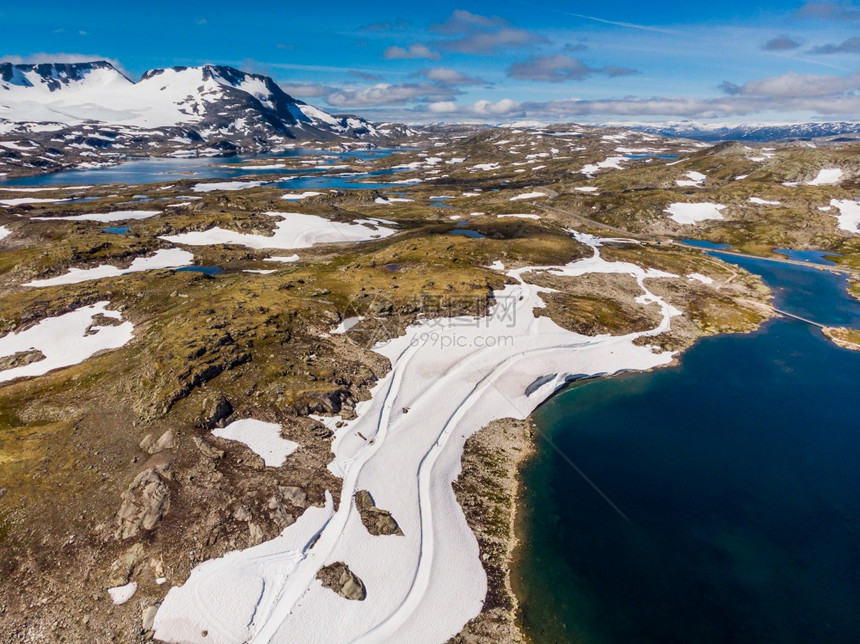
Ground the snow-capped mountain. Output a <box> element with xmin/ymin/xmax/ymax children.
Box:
<box><xmin>623</xmin><ymin>121</ymin><xmax>860</xmax><ymax>142</ymax></box>
<box><xmin>0</xmin><ymin>61</ymin><xmax>378</xmax><ymax>142</ymax></box>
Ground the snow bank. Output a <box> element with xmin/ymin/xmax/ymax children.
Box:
<box><xmin>468</xmin><ymin>162</ymin><xmax>500</xmax><ymax>172</ymax></box>
<box><xmin>0</xmin><ymin>186</ymin><xmax>87</xmax><ymax>192</ymax></box>
<box><xmin>153</xmin><ymin>232</ymin><xmax>681</xmax><ymax>644</ymax></box>
<box><xmin>24</xmin><ymin>248</ymin><xmax>193</xmax><ymax>287</ymax></box>
<box><xmin>33</xmin><ymin>210</ymin><xmax>162</xmax><ymax>222</ymax></box>
<box><xmin>332</xmin><ymin>316</ymin><xmax>363</xmax><ymax>334</ymax></box>
<box><xmin>108</xmin><ymin>582</ymin><xmax>137</xmax><ymax>605</ymax></box>
<box><xmin>807</xmin><ymin>168</ymin><xmax>843</xmax><ymax>186</ymax></box>
<box><xmin>375</xmin><ymin>197</ymin><xmax>413</xmax><ymax>205</ymax></box>
<box><xmin>162</xmin><ymin>213</ymin><xmax>395</xmax><ymax>250</ymax></box>
<box><xmin>688</xmin><ymin>273</ymin><xmax>714</xmax><ymax>284</ymax></box>
<box><xmin>829</xmin><ymin>199</ymin><xmax>860</xmax><ymax>234</ymax></box>
<box><xmin>192</xmin><ymin>181</ymin><xmax>264</xmax><ymax>193</ymax></box>
<box><xmin>0</xmin><ymin>197</ymin><xmax>70</xmax><ymax>207</ymax></box>
<box><xmin>0</xmin><ymin>302</ymin><xmax>133</xmax><ymax>383</ymax></box>
<box><xmin>153</xmin><ymin>497</ymin><xmax>336</xmax><ymax>643</ymax></box>
<box><xmin>509</xmin><ymin>191</ymin><xmax>545</xmax><ymax>201</ymax></box>
<box><xmin>665</xmin><ymin>202</ymin><xmax>726</xmax><ymax>225</ymax></box>
<box><xmin>281</xmin><ymin>191</ymin><xmax>322</xmax><ymax>201</ymax></box>
<box><xmin>212</xmin><ymin>419</ymin><xmax>298</xmax><ymax>467</ymax></box>
<box><xmin>676</xmin><ymin>171</ymin><xmax>706</xmax><ymax>187</ymax></box>
<box><xmin>581</xmin><ymin>156</ymin><xmax>625</xmax><ymax>176</ymax></box>
<box><xmin>264</xmin><ymin>254</ymin><xmax>299</xmax><ymax>263</ymax></box>
<box><xmin>0</xmin><ymin>225</ymin><xmax>10</xmax><ymax>241</ymax></box>
<box><xmin>748</xmin><ymin>197</ymin><xmax>780</xmax><ymax>206</ymax></box>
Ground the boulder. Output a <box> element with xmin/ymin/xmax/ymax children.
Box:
<box><xmin>115</xmin><ymin>463</ymin><xmax>172</xmax><ymax>539</ymax></box>
<box><xmin>139</xmin><ymin>430</ymin><xmax>176</xmax><ymax>455</ymax></box>
<box><xmin>317</xmin><ymin>562</ymin><xmax>367</xmax><ymax>601</ymax></box>
<box><xmin>354</xmin><ymin>490</ymin><xmax>403</xmax><ymax>536</ymax></box>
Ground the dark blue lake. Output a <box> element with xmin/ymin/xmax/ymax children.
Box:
<box><xmin>0</xmin><ymin>148</ymin><xmax>405</xmax><ymax>188</ymax></box>
<box><xmin>681</xmin><ymin>238</ymin><xmax>733</xmax><ymax>250</ymax></box>
<box><xmin>176</xmin><ymin>266</ymin><xmax>224</xmax><ymax>276</ymax></box>
<box><xmin>774</xmin><ymin>248</ymin><xmax>841</xmax><ymax>266</ymax></box>
<box><xmin>518</xmin><ymin>255</ymin><xmax>860</xmax><ymax>643</ymax></box>
<box><xmin>449</xmin><ymin>228</ymin><xmax>487</xmax><ymax>238</ymax></box>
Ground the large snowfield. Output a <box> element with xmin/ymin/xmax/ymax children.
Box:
<box><xmin>152</xmin><ymin>232</ymin><xmax>679</xmax><ymax>644</ymax></box>
<box><xmin>0</xmin><ymin>301</ymin><xmax>133</xmax><ymax>382</ymax></box>
<box><xmin>161</xmin><ymin>212</ymin><xmax>395</xmax><ymax>250</ymax></box>
<box><xmin>24</xmin><ymin>248</ymin><xmax>193</xmax><ymax>287</ymax></box>
<box><xmin>830</xmin><ymin>199</ymin><xmax>860</xmax><ymax>234</ymax></box>
<box><xmin>0</xmin><ymin>62</ymin><xmax>362</xmax><ymax>132</ymax></box>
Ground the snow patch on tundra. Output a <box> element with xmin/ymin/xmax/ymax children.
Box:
<box><xmin>748</xmin><ymin>197</ymin><xmax>780</xmax><ymax>206</ymax></box>
<box><xmin>281</xmin><ymin>191</ymin><xmax>322</xmax><ymax>201</ymax></box>
<box><xmin>665</xmin><ymin>202</ymin><xmax>726</xmax><ymax>225</ymax></box>
<box><xmin>192</xmin><ymin>181</ymin><xmax>264</xmax><ymax>193</ymax></box>
<box><xmin>807</xmin><ymin>168</ymin><xmax>843</xmax><ymax>186</ymax></box>
<box><xmin>162</xmin><ymin>212</ymin><xmax>395</xmax><ymax>250</ymax></box>
<box><xmin>108</xmin><ymin>582</ymin><xmax>137</xmax><ymax>606</ymax></box>
<box><xmin>829</xmin><ymin>199</ymin><xmax>860</xmax><ymax>234</ymax></box>
<box><xmin>212</xmin><ymin>419</ymin><xmax>299</xmax><ymax>467</ymax></box>
<box><xmin>33</xmin><ymin>210</ymin><xmax>162</xmax><ymax>222</ymax></box>
<box><xmin>0</xmin><ymin>301</ymin><xmax>133</xmax><ymax>383</ymax></box>
<box><xmin>24</xmin><ymin>248</ymin><xmax>193</xmax><ymax>287</ymax></box>
<box><xmin>509</xmin><ymin>191</ymin><xmax>545</xmax><ymax>201</ymax></box>
<box><xmin>676</xmin><ymin>171</ymin><xmax>706</xmax><ymax>187</ymax></box>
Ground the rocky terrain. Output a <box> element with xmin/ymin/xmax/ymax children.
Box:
<box><xmin>0</xmin><ymin>119</ymin><xmax>857</xmax><ymax>642</ymax></box>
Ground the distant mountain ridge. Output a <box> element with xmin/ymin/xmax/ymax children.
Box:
<box><xmin>0</xmin><ymin>60</ymin><xmax>380</xmax><ymax>143</ymax></box>
<box><xmin>624</xmin><ymin>121</ymin><xmax>860</xmax><ymax>142</ymax></box>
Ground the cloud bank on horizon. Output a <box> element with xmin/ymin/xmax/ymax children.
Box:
<box><xmin>4</xmin><ymin>1</ymin><xmax>860</xmax><ymax>123</ymax></box>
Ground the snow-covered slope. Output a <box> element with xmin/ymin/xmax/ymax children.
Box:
<box><xmin>624</xmin><ymin>120</ymin><xmax>860</xmax><ymax>142</ymax></box>
<box><xmin>0</xmin><ymin>61</ymin><xmax>377</xmax><ymax>141</ymax></box>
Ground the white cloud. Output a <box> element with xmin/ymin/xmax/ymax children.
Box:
<box><xmin>383</xmin><ymin>44</ymin><xmax>441</xmax><ymax>60</ymax></box>
<box><xmin>426</xmin><ymin>98</ymin><xmax>523</xmax><ymax>117</ymax></box>
<box><xmin>431</xmin><ymin>9</ymin><xmax>508</xmax><ymax>35</ymax></box>
<box><xmin>762</xmin><ymin>35</ymin><xmax>802</xmax><ymax>51</ymax></box>
<box><xmin>721</xmin><ymin>71</ymin><xmax>860</xmax><ymax>97</ymax></box>
<box><xmin>418</xmin><ymin>67</ymin><xmax>486</xmax><ymax>85</ymax></box>
<box><xmin>508</xmin><ymin>54</ymin><xmax>638</xmax><ymax>82</ymax></box>
<box><xmin>326</xmin><ymin>82</ymin><xmax>459</xmax><ymax>107</ymax></box>
<box><xmin>794</xmin><ymin>1</ymin><xmax>860</xmax><ymax>21</ymax></box>
<box><xmin>810</xmin><ymin>37</ymin><xmax>860</xmax><ymax>54</ymax></box>
<box><xmin>437</xmin><ymin>28</ymin><xmax>547</xmax><ymax>54</ymax></box>
<box><xmin>278</xmin><ymin>83</ymin><xmax>338</xmax><ymax>98</ymax></box>
<box><xmin>428</xmin><ymin>9</ymin><xmax>547</xmax><ymax>55</ymax></box>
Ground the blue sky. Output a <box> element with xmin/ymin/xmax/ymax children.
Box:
<box><xmin>3</xmin><ymin>1</ymin><xmax>860</xmax><ymax>123</ymax></box>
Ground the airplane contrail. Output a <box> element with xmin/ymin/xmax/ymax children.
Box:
<box><xmin>508</xmin><ymin>0</ymin><xmax>682</xmax><ymax>34</ymax></box>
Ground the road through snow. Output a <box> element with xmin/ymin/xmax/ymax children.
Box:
<box><xmin>153</xmin><ymin>232</ymin><xmax>680</xmax><ymax>644</ymax></box>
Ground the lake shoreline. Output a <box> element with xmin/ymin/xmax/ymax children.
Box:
<box><xmin>451</xmin><ymin>417</ymin><xmax>533</xmax><ymax>643</ymax></box>
<box><xmin>510</xmin><ymin>252</ymin><xmax>860</xmax><ymax>643</ymax></box>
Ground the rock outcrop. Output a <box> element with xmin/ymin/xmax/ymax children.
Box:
<box><xmin>115</xmin><ymin>462</ymin><xmax>172</xmax><ymax>539</ymax></box>
<box><xmin>139</xmin><ymin>430</ymin><xmax>176</xmax><ymax>455</ymax></box>
<box><xmin>354</xmin><ymin>490</ymin><xmax>403</xmax><ymax>536</ymax></box>
<box><xmin>317</xmin><ymin>562</ymin><xmax>367</xmax><ymax>601</ymax></box>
